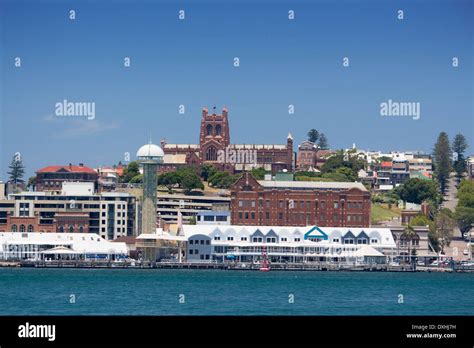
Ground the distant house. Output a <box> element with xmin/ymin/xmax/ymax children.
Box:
<box><xmin>36</xmin><ymin>164</ymin><xmax>98</xmax><ymax>193</ymax></box>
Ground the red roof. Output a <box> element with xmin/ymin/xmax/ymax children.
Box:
<box><xmin>381</xmin><ymin>161</ymin><xmax>393</xmax><ymax>167</ymax></box>
<box><xmin>36</xmin><ymin>165</ymin><xmax>97</xmax><ymax>174</ymax></box>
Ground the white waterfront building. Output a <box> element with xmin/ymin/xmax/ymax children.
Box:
<box><xmin>0</xmin><ymin>232</ymin><xmax>127</xmax><ymax>261</ymax></box>
<box><xmin>138</xmin><ymin>225</ymin><xmax>397</xmax><ymax>265</ymax></box>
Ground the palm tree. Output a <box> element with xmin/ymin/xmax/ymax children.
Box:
<box><xmin>401</xmin><ymin>226</ymin><xmax>417</xmax><ymax>267</ymax></box>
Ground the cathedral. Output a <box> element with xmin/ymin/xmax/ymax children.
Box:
<box><xmin>160</xmin><ymin>107</ymin><xmax>294</xmax><ymax>174</ymax></box>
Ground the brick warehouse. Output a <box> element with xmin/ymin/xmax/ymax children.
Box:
<box><xmin>230</xmin><ymin>172</ymin><xmax>371</xmax><ymax>227</ymax></box>
<box><xmin>161</xmin><ymin>107</ymin><xmax>294</xmax><ymax>174</ymax></box>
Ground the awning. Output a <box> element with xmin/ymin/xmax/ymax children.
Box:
<box><xmin>40</xmin><ymin>246</ymin><xmax>79</xmax><ymax>255</ymax></box>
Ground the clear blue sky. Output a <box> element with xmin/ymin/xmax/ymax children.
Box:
<box><xmin>1</xmin><ymin>0</ymin><xmax>473</xmax><ymax>179</ymax></box>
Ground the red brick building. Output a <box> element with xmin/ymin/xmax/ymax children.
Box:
<box><xmin>230</xmin><ymin>172</ymin><xmax>371</xmax><ymax>227</ymax></box>
<box><xmin>36</xmin><ymin>164</ymin><xmax>98</xmax><ymax>192</ymax></box>
<box><xmin>296</xmin><ymin>140</ymin><xmax>334</xmax><ymax>170</ymax></box>
<box><xmin>161</xmin><ymin>107</ymin><xmax>294</xmax><ymax>174</ymax></box>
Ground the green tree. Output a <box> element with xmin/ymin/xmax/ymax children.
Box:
<box><xmin>250</xmin><ymin>167</ymin><xmax>267</xmax><ymax>180</ymax></box>
<box><xmin>158</xmin><ymin>172</ymin><xmax>179</xmax><ymax>193</ymax></box>
<box><xmin>8</xmin><ymin>153</ymin><xmax>25</xmax><ymax>188</ymax></box>
<box><xmin>178</xmin><ymin>170</ymin><xmax>204</xmax><ymax>194</ymax></box>
<box><xmin>200</xmin><ymin>163</ymin><xmax>217</xmax><ymax>181</ymax></box>
<box><xmin>401</xmin><ymin>226</ymin><xmax>417</xmax><ymax>266</ymax></box>
<box><xmin>317</xmin><ymin>133</ymin><xmax>329</xmax><ymax>150</ymax></box>
<box><xmin>454</xmin><ymin>206</ymin><xmax>474</xmax><ymax>234</ymax></box>
<box><xmin>335</xmin><ymin>167</ymin><xmax>356</xmax><ymax>181</ymax></box>
<box><xmin>27</xmin><ymin>176</ymin><xmax>36</xmax><ymax>189</ymax></box>
<box><xmin>433</xmin><ymin>132</ymin><xmax>451</xmax><ymax>194</ymax></box>
<box><xmin>452</xmin><ymin>133</ymin><xmax>469</xmax><ymax>182</ymax></box>
<box><xmin>454</xmin><ymin>180</ymin><xmax>474</xmax><ymax>234</ymax></box>
<box><xmin>129</xmin><ymin>174</ymin><xmax>143</xmax><ymax>183</ymax></box>
<box><xmin>122</xmin><ymin>162</ymin><xmax>140</xmax><ymax>183</ymax></box>
<box><xmin>393</xmin><ymin>178</ymin><xmax>439</xmax><ymax>204</ymax></box>
<box><xmin>307</xmin><ymin>129</ymin><xmax>319</xmax><ymax>143</ymax></box>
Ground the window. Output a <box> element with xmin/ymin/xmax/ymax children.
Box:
<box><xmin>344</xmin><ymin>239</ymin><xmax>354</xmax><ymax>244</ymax></box>
<box><xmin>241</xmin><ymin>237</ymin><xmax>247</xmax><ymax>241</ymax></box>
<box><xmin>206</xmin><ymin>146</ymin><xmax>218</xmax><ymax>161</ymax></box>
<box><xmin>245</xmin><ymin>212</ymin><xmax>249</xmax><ymax>219</ymax></box>
<box><xmin>251</xmin><ymin>212</ymin><xmax>255</xmax><ymax>219</ymax></box>
<box><xmin>332</xmin><ymin>238</ymin><xmax>340</xmax><ymax>243</ymax></box>
<box><xmin>279</xmin><ymin>200</ymin><xmax>283</xmax><ymax>208</ymax></box>
<box><xmin>294</xmin><ymin>238</ymin><xmax>300</xmax><ymax>242</ymax></box>
<box><xmin>266</xmin><ymin>237</ymin><xmax>276</xmax><ymax>243</ymax></box>
<box><xmin>204</xmin><ymin>216</ymin><xmax>214</xmax><ymax>221</ymax></box>
<box><xmin>190</xmin><ymin>240</ymin><xmax>194</xmax><ymax>245</ymax></box>
<box><xmin>334</xmin><ymin>201</ymin><xmax>339</xmax><ymax>209</ymax></box>
<box><xmin>194</xmin><ymin>249</ymin><xmax>199</xmax><ymax>255</ymax></box>
<box><xmin>216</xmin><ymin>215</ymin><xmax>227</xmax><ymax>222</ymax></box>
<box><xmin>27</xmin><ymin>225</ymin><xmax>33</xmax><ymax>232</ymax></box>
<box><xmin>200</xmin><ymin>240</ymin><xmax>204</xmax><ymax>245</ymax></box>
<box><xmin>370</xmin><ymin>239</ymin><xmax>378</xmax><ymax>244</ymax></box>
<box><xmin>252</xmin><ymin>237</ymin><xmax>263</xmax><ymax>242</ymax></box>
<box><xmin>281</xmin><ymin>237</ymin><xmax>287</xmax><ymax>242</ymax></box>
<box><xmin>11</xmin><ymin>224</ymin><xmax>17</xmax><ymax>232</ymax></box>
<box><xmin>189</xmin><ymin>249</ymin><xmax>193</xmax><ymax>255</ymax></box>
<box><xmin>238</xmin><ymin>212</ymin><xmax>243</xmax><ymax>219</ymax></box>
<box><xmin>265</xmin><ymin>212</ymin><xmax>270</xmax><ymax>219</ymax></box>
<box><xmin>214</xmin><ymin>236</ymin><xmax>221</xmax><ymax>241</ymax></box>
<box><xmin>278</xmin><ymin>212</ymin><xmax>283</xmax><ymax>219</ymax></box>
<box><xmin>19</xmin><ymin>225</ymin><xmax>25</xmax><ymax>232</ymax></box>
<box><xmin>215</xmin><ymin>125</ymin><xmax>222</xmax><ymax>136</ymax></box>
<box><xmin>69</xmin><ymin>226</ymin><xmax>74</xmax><ymax>232</ymax></box>
<box><xmin>321</xmin><ymin>201</ymin><xmax>326</xmax><ymax>208</ymax></box>
<box><xmin>357</xmin><ymin>238</ymin><xmax>367</xmax><ymax>244</ymax></box>
<box><xmin>227</xmin><ymin>236</ymin><xmax>234</xmax><ymax>241</ymax></box>
<box><xmin>206</xmin><ymin>124</ymin><xmax>212</xmax><ymax>136</ymax></box>
<box><xmin>238</xmin><ymin>201</ymin><xmax>244</xmax><ymax>207</ymax></box>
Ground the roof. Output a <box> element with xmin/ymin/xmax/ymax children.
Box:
<box><xmin>136</xmin><ymin>143</ymin><xmax>164</xmax><ymax>158</ymax></box>
<box><xmin>381</xmin><ymin>161</ymin><xmax>392</xmax><ymax>167</ymax></box>
<box><xmin>40</xmin><ymin>246</ymin><xmax>79</xmax><ymax>254</ymax></box>
<box><xmin>112</xmin><ymin>236</ymin><xmax>137</xmax><ymax>244</ymax></box>
<box><xmin>257</xmin><ymin>180</ymin><xmax>368</xmax><ymax>191</ymax></box>
<box><xmin>163</xmin><ymin>154</ymin><xmax>187</xmax><ymax>164</ymax></box>
<box><xmin>36</xmin><ymin>165</ymin><xmax>97</xmax><ymax>174</ymax></box>
<box><xmin>0</xmin><ymin>232</ymin><xmax>127</xmax><ymax>254</ymax></box>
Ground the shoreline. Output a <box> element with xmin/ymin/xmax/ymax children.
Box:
<box><xmin>1</xmin><ymin>260</ymin><xmax>472</xmax><ymax>273</ymax></box>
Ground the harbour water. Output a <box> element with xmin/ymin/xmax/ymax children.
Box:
<box><xmin>0</xmin><ymin>268</ymin><xmax>472</xmax><ymax>315</ymax></box>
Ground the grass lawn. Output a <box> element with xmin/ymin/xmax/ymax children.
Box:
<box><xmin>371</xmin><ymin>203</ymin><xmax>401</xmax><ymax>224</ymax></box>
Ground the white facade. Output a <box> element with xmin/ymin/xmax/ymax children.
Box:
<box><xmin>0</xmin><ymin>232</ymin><xmax>127</xmax><ymax>260</ymax></box>
<box><xmin>61</xmin><ymin>182</ymin><xmax>95</xmax><ymax>196</ymax></box>
<box><xmin>181</xmin><ymin>225</ymin><xmax>396</xmax><ymax>264</ymax></box>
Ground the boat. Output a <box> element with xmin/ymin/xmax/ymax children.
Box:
<box><xmin>260</xmin><ymin>245</ymin><xmax>270</xmax><ymax>272</ymax></box>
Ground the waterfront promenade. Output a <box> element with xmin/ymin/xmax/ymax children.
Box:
<box><xmin>3</xmin><ymin>260</ymin><xmax>472</xmax><ymax>272</ymax></box>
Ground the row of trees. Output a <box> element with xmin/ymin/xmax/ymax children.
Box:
<box><xmin>433</xmin><ymin>132</ymin><xmax>469</xmax><ymax>192</ymax></box>
<box><xmin>307</xmin><ymin>129</ymin><xmax>329</xmax><ymax>150</ymax></box>
<box><xmin>454</xmin><ymin>180</ymin><xmax>474</xmax><ymax>235</ymax></box>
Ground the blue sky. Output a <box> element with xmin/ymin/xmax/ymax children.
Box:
<box><xmin>0</xmin><ymin>0</ymin><xmax>473</xmax><ymax>179</ymax></box>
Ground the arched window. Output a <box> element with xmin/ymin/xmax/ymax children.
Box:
<box><xmin>27</xmin><ymin>225</ymin><xmax>34</xmax><ymax>232</ymax></box>
<box><xmin>11</xmin><ymin>224</ymin><xmax>17</xmax><ymax>232</ymax></box>
<box><xmin>79</xmin><ymin>225</ymin><xmax>84</xmax><ymax>233</ymax></box>
<box><xmin>206</xmin><ymin>146</ymin><xmax>218</xmax><ymax>161</ymax></box>
<box><xmin>206</xmin><ymin>124</ymin><xmax>213</xmax><ymax>136</ymax></box>
<box><xmin>69</xmin><ymin>225</ymin><xmax>74</xmax><ymax>233</ymax></box>
<box><xmin>19</xmin><ymin>224</ymin><xmax>25</xmax><ymax>232</ymax></box>
<box><xmin>216</xmin><ymin>125</ymin><xmax>222</xmax><ymax>136</ymax></box>
<box><xmin>59</xmin><ymin>225</ymin><xmax>64</xmax><ymax>233</ymax></box>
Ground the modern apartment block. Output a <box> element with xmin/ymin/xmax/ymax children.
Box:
<box><xmin>0</xmin><ymin>185</ymin><xmax>137</xmax><ymax>240</ymax></box>
<box><xmin>156</xmin><ymin>193</ymin><xmax>230</xmax><ymax>224</ymax></box>
<box><xmin>230</xmin><ymin>172</ymin><xmax>371</xmax><ymax>227</ymax></box>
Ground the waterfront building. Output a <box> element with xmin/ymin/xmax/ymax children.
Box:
<box><xmin>230</xmin><ymin>172</ymin><xmax>371</xmax><ymax>227</ymax></box>
<box><xmin>0</xmin><ymin>186</ymin><xmax>137</xmax><ymax>240</ymax></box>
<box><xmin>161</xmin><ymin>107</ymin><xmax>294</xmax><ymax>174</ymax></box>
<box><xmin>137</xmin><ymin>224</ymin><xmax>396</xmax><ymax>264</ymax></box>
<box><xmin>35</xmin><ymin>163</ymin><xmax>98</xmax><ymax>193</ymax></box>
<box><xmin>0</xmin><ymin>232</ymin><xmax>127</xmax><ymax>261</ymax></box>
<box><xmin>390</xmin><ymin>225</ymin><xmax>435</xmax><ymax>261</ymax></box>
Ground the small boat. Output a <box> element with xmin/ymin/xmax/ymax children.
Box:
<box><xmin>260</xmin><ymin>246</ymin><xmax>270</xmax><ymax>272</ymax></box>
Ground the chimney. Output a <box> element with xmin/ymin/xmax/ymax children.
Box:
<box><xmin>69</xmin><ymin>163</ymin><xmax>72</xmax><ymax>169</ymax></box>
<box><xmin>79</xmin><ymin>163</ymin><xmax>84</xmax><ymax>167</ymax></box>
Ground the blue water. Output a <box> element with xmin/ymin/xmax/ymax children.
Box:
<box><xmin>0</xmin><ymin>268</ymin><xmax>472</xmax><ymax>315</ymax></box>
